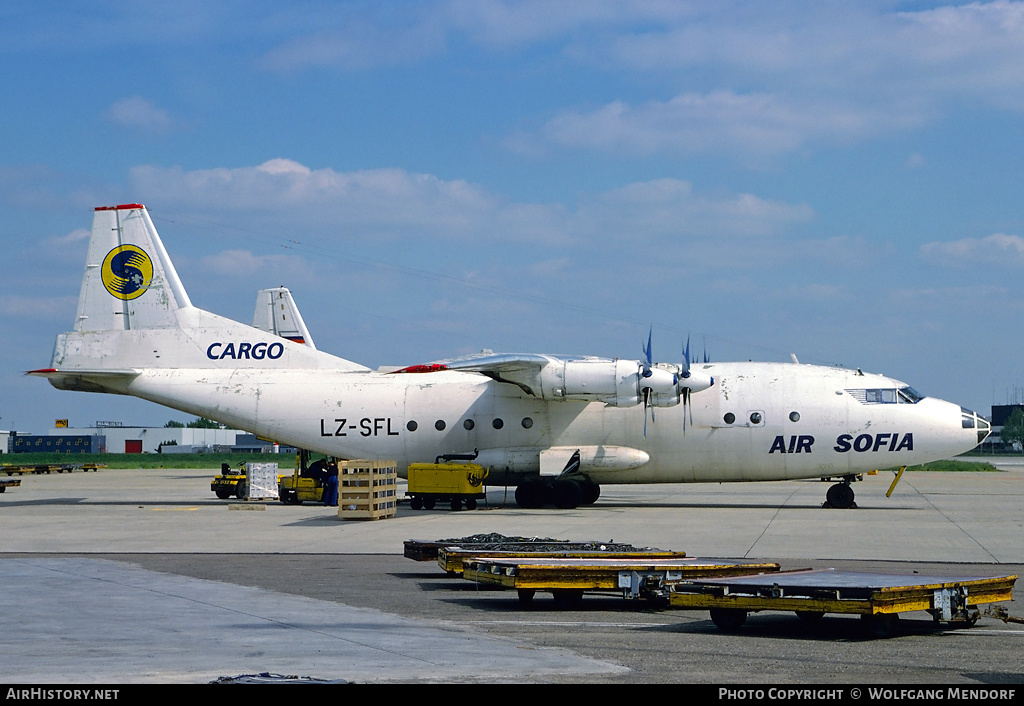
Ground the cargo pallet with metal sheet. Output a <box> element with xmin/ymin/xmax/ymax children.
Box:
<box><xmin>403</xmin><ymin>535</ymin><xmax>650</xmax><ymax>562</ymax></box>
<box><xmin>668</xmin><ymin>568</ymin><xmax>1018</xmax><ymax>638</ymax></box>
<box><xmin>462</xmin><ymin>556</ymin><xmax>781</xmax><ymax>606</ymax></box>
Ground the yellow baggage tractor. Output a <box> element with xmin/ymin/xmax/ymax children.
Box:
<box><xmin>406</xmin><ymin>461</ymin><xmax>488</xmax><ymax>511</ymax></box>
<box><xmin>211</xmin><ymin>462</ymin><xmax>247</xmax><ymax>499</ymax></box>
<box><xmin>462</xmin><ymin>555</ymin><xmax>781</xmax><ymax>606</ymax></box>
<box><xmin>668</xmin><ymin>568</ymin><xmax>1018</xmax><ymax>637</ymax></box>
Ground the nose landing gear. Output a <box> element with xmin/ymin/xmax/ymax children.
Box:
<box><xmin>824</xmin><ymin>477</ymin><xmax>857</xmax><ymax>509</ymax></box>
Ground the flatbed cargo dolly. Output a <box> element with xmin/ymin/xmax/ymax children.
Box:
<box><xmin>462</xmin><ymin>556</ymin><xmax>781</xmax><ymax>605</ymax></box>
<box><xmin>438</xmin><ymin>547</ymin><xmax>690</xmax><ymax>576</ymax></box>
<box><xmin>668</xmin><ymin>568</ymin><xmax>1018</xmax><ymax>637</ymax></box>
<box><xmin>0</xmin><ymin>478</ymin><xmax>21</xmax><ymax>493</ymax></box>
<box><xmin>2</xmin><ymin>463</ymin><xmax>104</xmax><ymax>475</ymax></box>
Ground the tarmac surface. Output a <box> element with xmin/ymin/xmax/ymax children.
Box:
<box><xmin>1</xmin><ymin>458</ymin><xmax>1023</xmax><ymax>684</ymax></box>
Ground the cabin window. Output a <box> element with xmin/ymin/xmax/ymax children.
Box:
<box><xmin>723</xmin><ymin>413</ymin><xmax>735</xmax><ymax>424</ymax></box>
<box><xmin>522</xmin><ymin>417</ymin><xmax>533</xmax><ymax>429</ymax></box>
<box><xmin>435</xmin><ymin>420</ymin><xmax>446</xmax><ymax>431</ymax></box>
<box><xmin>749</xmin><ymin>412</ymin><xmax>762</xmax><ymax>425</ymax></box>
<box><xmin>492</xmin><ymin>418</ymin><xmax>504</xmax><ymax>430</ymax></box>
<box><xmin>789</xmin><ymin>411</ymin><xmax>800</xmax><ymax>422</ymax></box>
<box><xmin>463</xmin><ymin>419</ymin><xmax>475</xmax><ymax>431</ymax></box>
<box><xmin>406</xmin><ymin>421</ymin><xmax>418</xmax><ymax>432</ymax></box>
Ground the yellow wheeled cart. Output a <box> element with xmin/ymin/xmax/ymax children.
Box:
<box><xmin>0</xmin><ymin>478</ymin><xmax>21</xmax><ymax>493</ymax></box>
<box><xmin>406</xmin><ymin>461</ymin><xmax>488</xmax><ymax>511</ymax></box>
<box><xmin>462</xmin><ymin>555</ymin><xmax>781</xmax><ymax>606</ymax></box>
<box><xmin>439</xmin><ymin>547</ymin><xmax>688</xmax><ymax>576</ymax></box>
<box><xmin>668</xmin><ymin>568</ymin><xmax>1017</xmax><ymax>637</ymax></box>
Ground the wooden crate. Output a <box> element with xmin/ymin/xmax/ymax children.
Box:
<box><xmin>338</xmin><ymin>460</ymin><xmax>398</xmax><ymax>520</ymax></box>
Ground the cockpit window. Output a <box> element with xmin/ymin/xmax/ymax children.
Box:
<box><xmin>866</xmin><ymin>388</ymin><xmax>896</xmax><ymax>404</ymax></box>
<box><xmin>898</xmin><ymin>386</ymin><xmax>924</xmax><ymax>403</ymax></box>
<box><xmin>846</xmin><ymin>386</ymin><xmax>924</xmax><ymax>404</ymax></box>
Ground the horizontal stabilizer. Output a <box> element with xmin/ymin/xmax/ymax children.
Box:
<box><xmin>27</xmin><ymin>368</ymin><xmax>140</xmax><ymax>395</ymax></box>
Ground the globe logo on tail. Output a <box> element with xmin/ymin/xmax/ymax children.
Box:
<box><xmin>101</xmin><ymin>245</ymin><xmax>153</xmax><ymax>300</ymax></box>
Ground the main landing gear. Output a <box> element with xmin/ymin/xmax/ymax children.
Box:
<box><xmin>514</xmin><ymin>477</ymin><xmax>601</xmax><ymax>509</ymax></box>
<box><xmin>824</xmin><ymin>476</ymin><xmax>857</xmax><ymax>509</ymax></box>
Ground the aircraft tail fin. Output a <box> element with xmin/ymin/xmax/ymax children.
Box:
<box><xmin>75</xmin><ymin>204</ymin><xmax>192</xmax><ymax>332</ymax></box>
<box><xmin>42</xmin><ymin>204</ymin><xmax>367</xmax><ymax>381</ymax></box>
<box><xmin>253</xmin><ymin>287</ymin><xmax>316</xmax><ymax>350</ymax></box>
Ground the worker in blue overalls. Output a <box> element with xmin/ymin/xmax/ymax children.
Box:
<box><xmin>322</xmin><ymin>460</ymin><xmax>339</xmax><ymax>506</ymax></box>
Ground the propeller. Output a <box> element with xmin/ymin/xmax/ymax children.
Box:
<box><xmin>640</xmin><ymin>329</ymin><xmax>713</xmax><ymax>437</ymax></box>
<box><xmin>642</xmin><ymin>329</ymin><xmax>655</xmax><ymax>437</ymax></box>
<box><xmin>640</xmin><ymin>328</ymin><xmax>679</xmax><ymax>438</ymax></box>
<box><xmin>681</xmin><ymin>336</ymin><xmax>693</xmax><ymax>432</ymax></box>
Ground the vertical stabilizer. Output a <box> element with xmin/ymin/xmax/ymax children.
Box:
<box><xmin>75</xmin><ymin>204</ymin><xmax>192</xmax><ymax>332</ymax></box>
<box><xmin>253</xmin><ymin>287</ymin><xmax>317</xmax><ymax>349</ymax></box>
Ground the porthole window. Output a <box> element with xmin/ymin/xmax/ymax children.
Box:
<box><xmin>749</xmin><ymin>412</ymin><xmax>762</xmax><ymax>425</ymax></box>
<box><xmin>463</xmin><ymin>419</ymin><xmax>475</xmax><ymax>431</ymax></box>
<box><xmin>724</xmin><ymin>413</ymin><xmax>735</xmax><ymax>424</ymax></box>
<box><xmin>789</xmin><ymin>411</ymin><xmax>800</xmax><ymax>423</ymax></box>
<box><xmin>435</xmin><ymin>420</ymin><xmax>446</xmax><ymax>431</ymax></box>
<box><xmin>406</xmin><ymin>420</ymin><xmax>418</xmax><ymax>432</ymax></box>
<box><xmin>522</xmin><ymin>417</ymin><xmax>533</xmax><ymax>429</ymax></box>
<box><xmin>492</xmin><ymin>418</ymin><xmax>504</xmax><ymax>430</ymax></box>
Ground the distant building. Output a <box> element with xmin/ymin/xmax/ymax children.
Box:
<box><xmin>29</xmin><ymin>424</ymin><xmax>291</xmax><ymax>454</ymax></box>
<box><xmin>985</xmin><ymin>405</ymin><xmax>1024</xmax><ymax>452</ymax></box>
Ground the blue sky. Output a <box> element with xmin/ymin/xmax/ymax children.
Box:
<box><xmin>3</xmin><ymin>1</ymin><xmax>1024</xmax><ymax>432</ymax></box>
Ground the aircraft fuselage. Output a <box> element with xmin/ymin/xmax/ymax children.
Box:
<box><xmin>113</xmin><ymin>360</ymin><xmax>981</xmax><ymax>485</ymax></box>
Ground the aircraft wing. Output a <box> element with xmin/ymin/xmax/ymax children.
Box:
<box><xmin>393</xmin><ymin>350</ymin><xmax>713</xmax><ymax>409</ymax></box>
<box><xmin>392</xmin><ymin>353</ymin><xmax>555</xmax><ymax>395</ymax></box>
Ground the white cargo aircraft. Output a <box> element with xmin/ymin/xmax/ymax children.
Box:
<box><xmin>32</xmin><ymin>204</ymin><xmax>990</xmax><ymax>509</ymax></box>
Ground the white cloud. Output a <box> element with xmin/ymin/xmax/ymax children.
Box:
<box><xmin>260</xmin><ymin>16</ymin><xmax>446</xmax><ymax>71</ymax></box>
<box><xmin>127</xmin><ymin>159</ymin><xmax>813</xmax><ymax>251</ymax></box>
<box><xmin>106</xmin><ymin>97</ymin><xmax>174</xmax><ymax>134</ymax></box>
<box><xmin>921</xmin><ymin>233</ymin><xmax>1024</xmax><ymax>266</ymax></box>
<box><xmin>533</xmin><ymin>90</ymin><xmax>925</xmax><ymax>158</ymax></box>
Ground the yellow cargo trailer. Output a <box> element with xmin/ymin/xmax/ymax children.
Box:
<box><xmin>406</xmin><ymin>462</ymin><xmax>488</xmax><ymax>511</ymax></box>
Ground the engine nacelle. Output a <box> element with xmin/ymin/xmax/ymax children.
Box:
<box><xmin>641</xmin><ymin>365</ymin><xmax>682</xmax><ymax>408</ymax></box>
<box><xmin>540</xmin><ymin>358</ymin><xmax>643</xmax><ymax>407</ymax></box>
<box><xmin>536</xmin><ymin>357</ymin><xmax>714</xmax><ymax>408</ymax></box>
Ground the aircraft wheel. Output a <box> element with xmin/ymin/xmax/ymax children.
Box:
<box><xmin>710</xmin><ymin>608</ymin><xmax>747</xmax><ymax>632</ymax></box>
<box><xmin>552</xmin><ymin>479</ymin><xmax>583</xmax><ymax>509</ymax></box>
<box><xmin>580</xmin><ymin>480</ymin><xmax>600</xmax><ymax>505</ymax></box>
<box><xmin>515</xmin><ymin>480</ymin><xmax>545</xmax><ymax>509</ymax></box>
<box><xmin>826</xmin><ymin>482</ymin><xmax>855</xmax><ymax>509</ymax></box>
